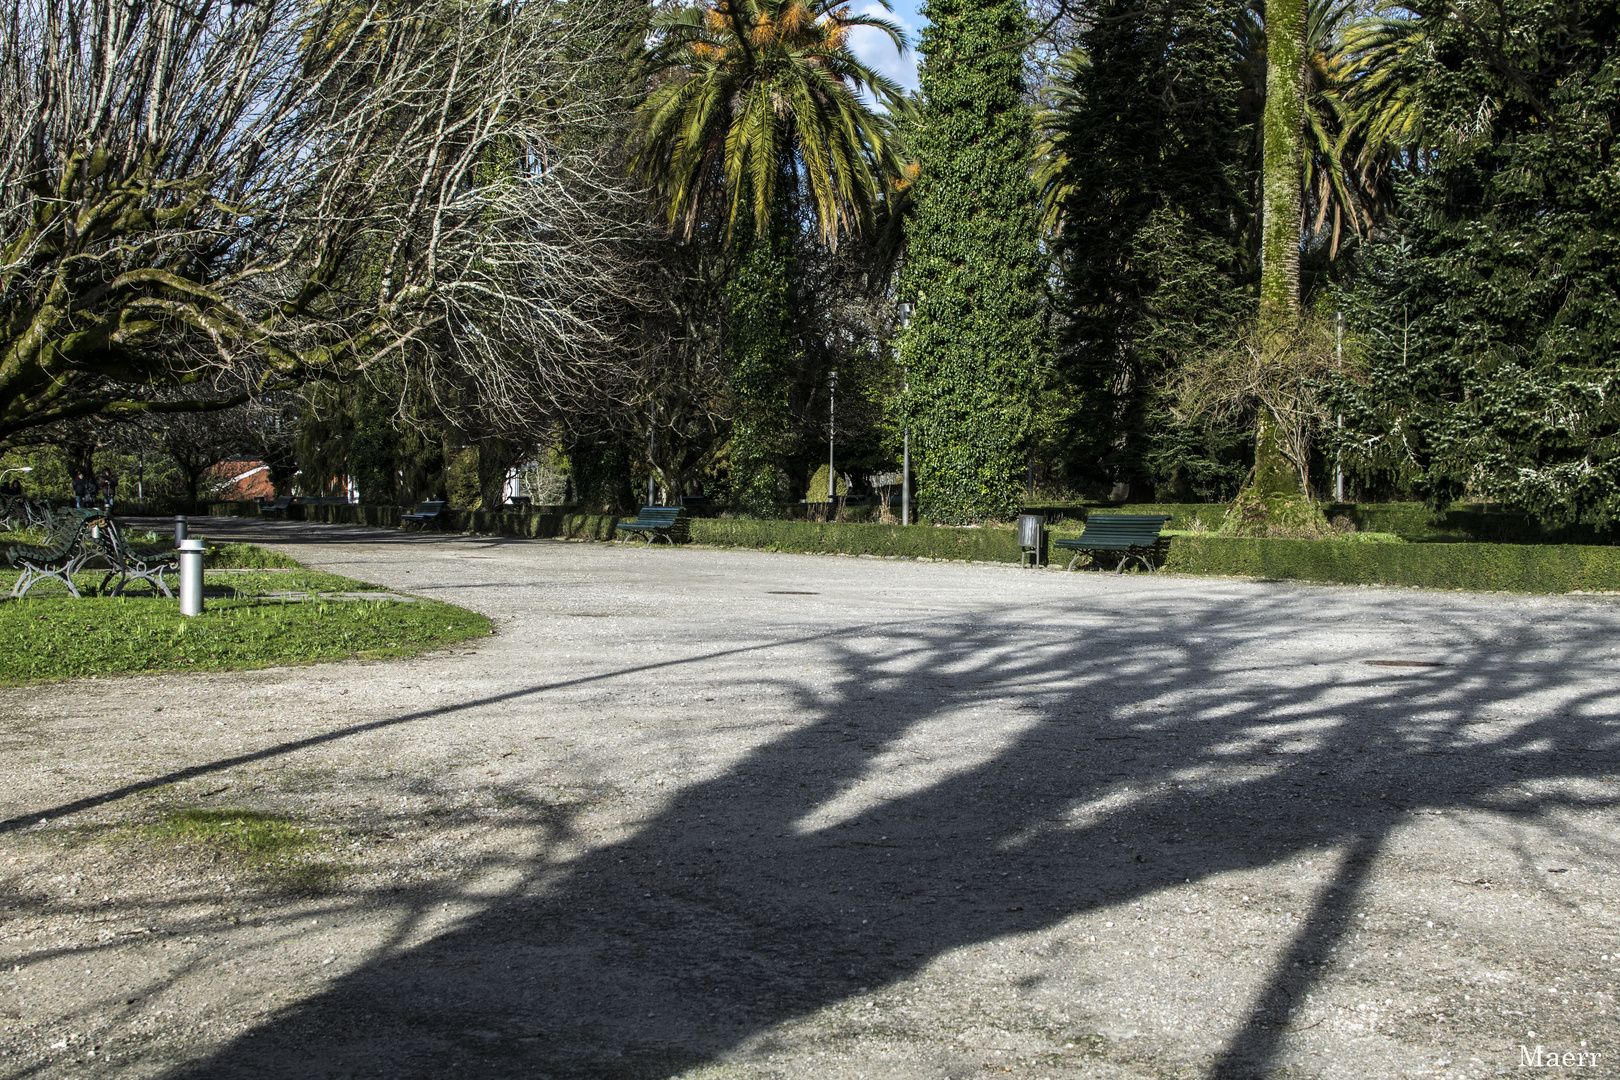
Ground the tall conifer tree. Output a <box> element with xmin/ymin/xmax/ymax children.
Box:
<box><xmin>899</xmin><ymin>0</ymin><xmax>1045</xmax><ymax>523</ymax></box>
<box><xmin>1044</xmin><ymin>0</ymin><xmax>1250</xmax><ymax>499</ymax></box>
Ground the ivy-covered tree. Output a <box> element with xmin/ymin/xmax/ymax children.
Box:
<box><xmin>725</xmin><ymin>222</ymin><xmax>799</xmax><ymax>514</ymax></box>
<box><xmin>900</xmin><ymin>0</ymin><xmax>1046</xmax><ymax>523</ymax></box>
<box><xmin>1039</xmin><ymin>0</ymin><xmax>1252</xmax><ymax>501</ymax></box>
<box><xmin>1330</xmin><ymin>0</ymin><xmax>1620</xmax><ymax>527</ymax></box>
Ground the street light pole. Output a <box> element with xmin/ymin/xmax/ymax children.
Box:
<box><xmin>1335</xmin><ymin>310</ymin><xmax>1345</xmax><ymax>504</ymax></box>
<box><xmin>647</xmin><ymin>400</ymin><xmax>657</xmax><ymax>508</ymax></box>
<box><xmin>828</xmin><ymin>369</ymin><xmax>837</xmax><ymax>505</ymax></box>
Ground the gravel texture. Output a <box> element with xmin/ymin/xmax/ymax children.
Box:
<box><xmin>1</xmin><ymin>517</ymin><xmax>1617</xmax><ymax>1080</ymax></box>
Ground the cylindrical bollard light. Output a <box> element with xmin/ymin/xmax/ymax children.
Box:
<box><xmin>174</xmin><ymin>515</ymin><xmax>188</xmax><ymax>545</ymax></box>
<box><xmin>178</xmin><ymin>537</ymin><xmax>206</xmax><ymax>616</ymax></box>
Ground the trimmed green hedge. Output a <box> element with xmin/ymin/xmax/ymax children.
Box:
<box><xmin>205</xmin><ymin>501</ymin><xmax>621</xmax><ymax>540</ymax></box>
<box><xmin>693</xmin><ymin>519</ymin><xmax>1620</xmax><ymax>591</ymax></box>
<box><xmin>688</xmin><ymin>519</ymin><xmax>1024</xmax><ymax>562</ymax></box>
<box><xmin>1164</xmin><ymin>534</ymin><xmax>1620</xmax><ymax>593</ymax></box>
<box><xmin>197</xmin><ymin>501</ymin><xmax>1620</xmax><ymax>592</ymax></box>
<box><xmin>1025</xmin><ymin>500</ymin><xmax>1620</xmax><ymax>544</ymax></box>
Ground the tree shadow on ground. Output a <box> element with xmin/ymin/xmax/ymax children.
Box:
<box><xmin>26</xmin><ymin>569</ymin><xmax>1620</xmax><ymax>1078</ymax></box>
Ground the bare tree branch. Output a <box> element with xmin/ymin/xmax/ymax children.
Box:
<box><xmin>0</xmin><ymin>0</ymin><xmax>661</xmax><ymax>450</ymax></box>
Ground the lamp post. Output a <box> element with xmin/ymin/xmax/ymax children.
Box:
<box><xmin>0</xmin><ymin>465</ymin><xmax>32</xmax><ymax>484</ymax></box>
<box><xmin>1335</xmin><ymin>310</ymin><xmax>1345</xmax><ymax>503</ymax></box>
<box><xmin>647</xmin><ymin>400</ymin><xmax>657</xmax><ymax>508</ymax></box>
<box><xmin>828</xmin><ymin>369</ymin><xmax>837</xmax><ymax>505</ymax></box>
<box><xmin>896</xmin><ymin>302</ymin><xmax>913</xmax><ymax>526</ymax></box>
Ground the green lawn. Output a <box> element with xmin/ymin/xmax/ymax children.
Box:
<box><xmin>0</xmin><ymin>544</ymin><xmax>490</xmax><ymax>684</ymax></box>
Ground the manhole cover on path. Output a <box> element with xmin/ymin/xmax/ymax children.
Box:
<box><xmin>1364</xmin><ymin>660</ymin><xmax>1445</xmax><ymax>667</ymax></box>
<box><xmin>767</xmin><ymin>591</ymin><xmax>819</xmax><ymax>595</ymax></box>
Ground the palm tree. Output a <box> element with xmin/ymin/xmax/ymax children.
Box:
<box><xmin>632</xmin><ymin>0</ymin><xmax>910</xmax><ymax>243</ymax></box>
<box><xmin>1032</xmin><ymin>49</ymin><xmax>1088</xmax><ymax>239</ymax></box>
<box><xmin>1340</xmin><ymin>2</ymin><xmax>1431</xmax><ymax>175</ymax></box>
<box><xmin>630</xmin><ymin>0</ymin><xmax>910</xmax><ymax>514</ymax></box>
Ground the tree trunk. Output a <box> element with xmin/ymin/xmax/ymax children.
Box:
<box><xmin>1260</xmin><ymin>0</ymin><xmax>1305</xmax><ymax>323</ymax></box>
<box><xmin>1253</xmin><ymin>0</ymin><xmax>1307</xmax><ymax>500</ymax></box>
<box><xmin>476</xmin><ymin>438</ymin><xmax>520</xmax><ymax>510</ymax></box>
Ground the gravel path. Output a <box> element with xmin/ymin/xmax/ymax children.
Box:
<box><xmin>1</xmin><ymin>518</ymin><xmax>1617</xmax><ymax>1080</ymax></box>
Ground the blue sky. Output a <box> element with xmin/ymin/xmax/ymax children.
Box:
<box><xmin>846</xmin><ymin>0</ymin><xmax>926</xmax><ymax>94</ymax></box>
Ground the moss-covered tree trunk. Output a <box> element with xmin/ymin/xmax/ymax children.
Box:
<box><xmin>1258</xmin><ymin>0</ymin><xmax>1306</xmax><ymax>502</ymax></box>
<box><xmin>899</xmin><ymin>0</ymin><xmax>1045</xmax><ymax>524</ymax></box>
<box><xmin>1260</xmin><ymin>0</ymin><xmax>1305</xmax><ymax>325</ymax></box>
<box><xmin>1225</xmin><ymin>0</ymin><xmax>1326</xmax><ymax>535</ymax></box>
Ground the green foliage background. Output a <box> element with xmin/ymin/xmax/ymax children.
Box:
<box><xmin>1331</xmin><ymin>0</ymin><xmax>1620</xmax><ymax>525</ymax></box>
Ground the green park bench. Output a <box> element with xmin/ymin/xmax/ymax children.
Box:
<box><xmin>0</xmin><ymin>494</ymin><xmax>27</xmax><ymax>530</ymax></box>
<box><xmin>4</xmin><ymin>507</ymin><xmax>104</xmax><ymax>597</ymax></box>
<box><xmin>615</xmin><ymin>506</ymin><xmax>683</xmax><ymax>544</ymax></box>
<box><xmin>260</xmin><ymin>495</ymin><xmax>295</xmax><ymax>518</ymax></box>
<box><xmin>1052</xmin><ymin>514</ymin><xmax>1173</xmax><ymax>573</ymax></box>
<box><xmin>89</xmin><ymin>516</ymin><xmax>180</xmax><ymax>597</ymax></box>
<box><xmin>401</xmin><ymin>500</ymin><xmax>447</xmax><ymax>528</ymax></box>
<box><xmin>1</xmin><ymin>495</ymin><xmax>53</xmax><ymax>532</ymax></box>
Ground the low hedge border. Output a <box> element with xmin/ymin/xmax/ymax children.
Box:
<box><xmin>686</xmin><ymin>518</ymin><xmax>1024</xmax><ymax>563</ymax></box>
<box><xmin>692</xmin><ymin>521</ymin><xmax>1620</xmax><ymax>592</ymax></box>
<box><xmin>207</xmin><ymin>501</ymin><xmax>621</xmax><ymax>541</ymax></box>
<box><xmin>200</xmin><ymin>502</ymin><xmax>1620</xmax><ymax>593</ymax></box>
<box><xmin>1163</xmin><ymin>534</ymin><xmax>1620</xmax><ymax>593</ymax></box>
<box><xmin>1027</xmin><ymin>501</ymin><xmax>1620</xmax><ymax>544</ymax></box>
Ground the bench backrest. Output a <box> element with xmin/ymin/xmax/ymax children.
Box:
<box><xmin>415</xmin><ymin>501</ymin><xmax>446</xmax><ymax>514</ymax></box>
<box><xmin>93</xmin><ymin>517</ymin><xmax>157</xmax><ymax>565</ymax></box>
<box><xmin>1079</xmin><ymin>513</ymin><xmax>1172</xmax><ymax>542</ymax></box>
<box><xmin>265</xmin><ymin>495</ymin><xmax>294</xmax><ymax>510</ymax></box>
<box><xmin>631</xmin><ymin>506</ymin><xmax>682</xmax><ymax>525</ymax></box>
<box><xmin>6</xmin><ymin>508</ymin><xmax>97</xmax><ymax>565</ymax></box>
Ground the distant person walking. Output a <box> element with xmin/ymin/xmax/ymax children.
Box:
<box><xmin>71</xmin><ymin>471</ymin><xmax>94</xmax><ymax>509</ymax></box>
<box><xmin>97</xmin><ymin>467</ymin><xmax>117</xmax><ymax>510</ymax></box>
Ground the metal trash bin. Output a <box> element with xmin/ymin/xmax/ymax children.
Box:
<box><xmin>1017</xmin><ymin>514</ymin><xmax>1045</xmax><ymax>568</ymax></box>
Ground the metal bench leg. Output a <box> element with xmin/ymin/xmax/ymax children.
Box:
<box><xmin>13</xmin><ymin>563</ymin><xmax>80</xmax><ymax>598</ymax></box>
